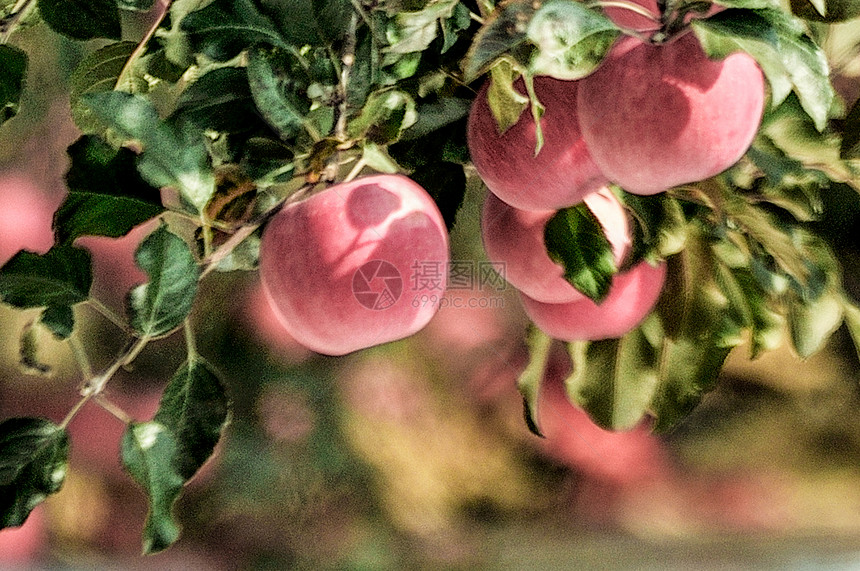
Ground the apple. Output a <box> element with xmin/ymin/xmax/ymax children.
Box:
<box><xmin>259</xmin><ymin>174</ymin><xmax>449</xmax><ymax>356</ymax></box>
<box><xmin>0</xmin><ymin>505</ymin><xmax>46</xmax><ymax>565</ymax></box>
<box><xmin>481</xmin><ymin>186</ymin><xmax>631</xmax><ymax>304</ymax></box>
<box><xmin>467</xmin><ymin>76</ymin><xmax>607</xmax><ymax>211</ymax></box>
<box><xmin>0</xmin><ymin>173</ymin><xmax>63</xmax><ymax>266</ymax></box>
<box><xmin>577</xmin><ymin>33</ymin><xmax>765</xmax><ymax>195</ymax></box>
<box><xmin>520</xmin><ymin>260</ymin><xmax>667</xmax><ymax>341</ymax></box>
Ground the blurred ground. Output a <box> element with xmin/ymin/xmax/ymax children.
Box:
<box><xmin>4</xmin><ymin>18</ymin><xmax>860</xmax><ymax>571</ymax></box>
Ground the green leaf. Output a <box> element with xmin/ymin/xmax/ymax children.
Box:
<box><xmin>692</xmin><ymin>8</ymin><xmax>834</xmax><ymax>130</ymax></box>
<box><xmin>516</xmin><ymin>327</ymin><xmax>554</xmax><ymax>437</ymax></box>
<box><xmin>399</xmin><ymin>97</ymin><xmax>471</xmax><ymax>141</ymax></box>
<box><xmin>619</xmin><ymin>191</ymin><xmax>688</xmax><ymax>264</ymax></box>
<box><xmin>38</xmin><ymin>0</ymin><xmax>121</xmax><ymax>40</ymax></box>
<box><xmin>565</xmin><ymin>316</ymin><xmax>662</xmax><ymax>430</ymax></box>
<box><xmin>526</xmin><ymin>0</ymin><xmax>619</xmax><ymax>80</ymax></box>
<box><xmin>154</xmin><ymin>359</ymin><xmax>230</xmax><ymax>480</ymax></box>
<box><xmin>385</xmin><ymin>0</ymin><xmax>459</xmax><ymax>54</ymax></box>
<box><xmin>544</xmin><ymin>202</ymin><xmax>616</xmax><ymax>303</ymax></box>
<box><xmin>713</xmin><ymin>264</ymin><xmax>784</xmax><ymax>358</ymax></box>
<box><xmin>69</xmin><ymin>41</ymin><xmax>139</xmax><ymax>134</ymax></box>
<box><xmin>649</xmin><ymin>236</ymin><xmax>742</xmax><ymax>430</ymax></box>
<box><xmin>757</xmin><ymin>94</ymin><xmax>854</xmax><ymax>183</ymax></box>
<box><xmin>463</xmin><ymin>0</ymin><xmax>535</xmax><ymax>82</ymax></box>
<box><xmin>0</xmin><ymin>418</ymin><xmax>69</xmax><ymax>529</ymax></box>
<box><xmin>180</xmin><ymin>0</ymin><xmax>288</xmax><ymax>61</ymax></box>
<box><xmin>786</xmin><ymin>287</ymin><xmax>844</xmax><ymax>358</ymax></box>
<box><xmin>40</xmin><ymin>305</ymin><xmax>75</xmax><ymax>340</ymax></box>
<box><xmin>0</xmin><ymin>45</ymin><xmax>27</xmax><ymax>126</ymax></box>
<box><xmin>486</xmin><ymin>62</ymin><xmax>529</xmax><ymax>135</ymax></box>
<box><xmin>121</xmin><ymin>422</ymin><xmax>184</xmax><ymax>554</ymax></box>
<box><xmin>173</xmin><ymin>67</ymin><xmax>259</xmax><ymax>133</ymax></box>
<box><xmin>56</xmin><ymin>135</ymin><xmax>164</xmax><ymax>244</ymax></box>
<box><xmin>246</xmin><ymin>46</ymin><xmax>312</xmax><ymax>141</ymax></box>
<box><xmin>347</xmin><ymin>89</ymin><xmax>417</xmax><ymax>144</ymax></box>
<box><xmin>259</xmin><ymin>0</ymin><xmax>353</xmax><ymax>47</ymax></box>
<box><xmin>651</xmin><ymin>336</ymin><xmax>733</xmax><ymax>432</ymax></box>
<box><xmin>409</xmin><ymin>162</ymin><xmax>466</xmax><ymax>232</ymax></box>
<box><xmin>0</xmin><ymin>246</ymin><xmax>92</xmax><ymax>309</ymax></box>
<box><xmin>789</xmin><ymin>0</ymin><xmax>860</xmax><ymax>21</ymax></box>
<box><xmin>81</xmin><ymin>91</ymin><xmax>215</xmax><ymax>212</ymax></box>
<box><xmin>128</xmin><ymin>223</ymin><xmax>199</xmax><ymax>338</ymax></box>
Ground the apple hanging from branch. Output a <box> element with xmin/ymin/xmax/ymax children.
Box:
<box><xmin>576</xmin><ymin>32</ymin><xmax>765</xmax><ymax>196</ymax></box>
<box><xmin>259</xmin><ymin>174</ymin><xmax>450</xmax><ymax>356</ymax></box>
<box><xmin>467</xmin><ymin>76</ymin><xmax>607</xmax><ymax>211</ymax></box>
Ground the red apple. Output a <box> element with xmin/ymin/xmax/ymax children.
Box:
<box><xmin>577</xmin><ymin>33</ymin><xmax>765</xmax><ymax>195</ymax></box>
<box><xmin>259</xmin><ymin>174</ymin><xmax>449</xmax><ymax>356</ymax></box>
<box><xmin>481</xmin><ymin>186</ymin><xmax>631</xmax><ymax>304</ymax></box>
<box><xmin>467</xmin><ymin>76</ymin><xmax>607</xmax><ymax>211</ymax></box>
<box><xmin>521</xmin><ymin>260</ymin><xmax>667</xmax><ymax>341</ymax></box>
<box><xmin>0</xmin><ymin>505</ymin><xmax>46</xmax><ymax>564</ymax></box>
<box><xmin>0</xmin><ymin>173</ymin><xmax>63</xmax><ymax>266</ymax></box>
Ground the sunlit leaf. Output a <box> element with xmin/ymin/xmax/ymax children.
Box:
<box><xmin>544</xmin><ymin>202</ymin><xmax>616</xmax><ymax>303</ymax></box>
<box><xmin>0</xmin><ymin>418</ymin><xmax>69</xmax><ymax>529</ymax></box>
<box><xmin>527</xmin><ymin>0</ymin><xmax>619</xmax><ymax>80</ymax></box>
<box><xmin>128</xmin><ymin>224</ymin><xmax>199</xmax><ymax>338</ymax></box>
<box><xmin>81</xmin><ymin>91</ymin><xmax>215</xmax><ymax>212</ymax></box>
<box><xmin>155</xmin><ymin>358</ymin><xmax>230</xmax><ymax>480</ymax></box>
<box><xmin>121</xmin><ymin>422</ymin><xmax>184</xmax><ymax>553</ymax></box>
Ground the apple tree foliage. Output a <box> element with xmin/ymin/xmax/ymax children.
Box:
<box><xmin>1</xmin><ymin>0</ymin><xmax>860</xmax><ymax>553</ymax></box>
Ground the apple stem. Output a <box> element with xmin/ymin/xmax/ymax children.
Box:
<box><xmin>343</xmin><ymin>157</ymin><xmax>367</xmax><ymax>183</ymax></box>
<box><xmin>200</xmin><ymin>180</ymin><xmax>316</xmax><ymax>279</ymax></box>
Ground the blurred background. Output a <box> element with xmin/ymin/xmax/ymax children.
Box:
<box><xmin>6</xmin><ymin>15</ymin><xmax>860</xmax><ymax>570</ymax></box>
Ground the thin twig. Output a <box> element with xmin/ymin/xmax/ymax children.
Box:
<box><xmin>115</xmin><ymin>0</ymin><xmax>172</xmax><ymax>90</ymax></box>
<box><xmin>94</xmin><ymin>394</ymin><xmax>135</xmax><ymax>424</ymax></box>
<box><xmin>0</xmin><ymin>0</ymin><xmax>35</xmax><ymax>43</ymax></box>
<box><xmin>80</xmin><ymin>337</ymin><xmax>149</xmax><ymax>397</ymax></box>
<box><xmin>199</xmin><ymin>181</ymin><xmax>316</xmax><ymax>278</ymax></box>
